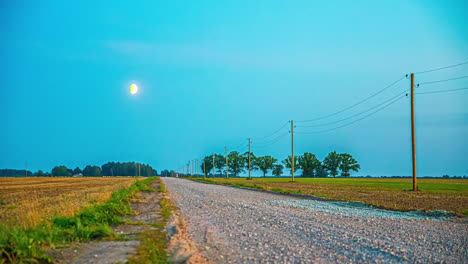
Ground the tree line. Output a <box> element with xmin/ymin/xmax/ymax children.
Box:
<box><xmin>190</xmin><ymin>151</ymin><xmax>359</xmax><ymax>178</ymax></box>
<box><xmin>0</xmin><ymin>162</ymin><xmax>158</xmax><ymax>177</ymax></box>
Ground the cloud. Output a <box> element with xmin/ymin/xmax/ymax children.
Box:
<box><xmin>106</xmin><ymin>40</ymin><xmax>267</xmax><ymax>69</ymax></box>
<box><xmin>105</xmin><ymin>40</ymin><xmax>404</xmax><ymax>73</ymax></box>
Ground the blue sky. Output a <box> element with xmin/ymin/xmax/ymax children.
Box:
<box><xmin>1</xmin><ymin>0</ymin><xmax>467</xmax><ymax>176</ymax></box>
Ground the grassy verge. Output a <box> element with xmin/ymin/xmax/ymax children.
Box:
<box><xmin>129</xmin><ymin>177</ymin><xmax>177</xmax><ymax>264</ymax></box>
<box><xmin>189</xmin><ymin>177</ymin><xmax>468</xmax><ymax>216</ymax></box>
<box><xmin>0</xmin><ymin>177</ymin><xmax>156</xmax><ymax>263</ymax></box>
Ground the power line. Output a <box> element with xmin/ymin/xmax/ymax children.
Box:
<box><xmin>295</xmin><ymin>95</ymin><xmax>406</xmax><ymax>134</ymax></box>
<box><xmin>296</xmin><ymin>89</ymin><xmax>408</xmax><ymax>128</ymax></box>
<box><xmin>253</xmin><ymin>132</ymin><xmax>289</xmax><ymax>147</ymax></box>
<box><xmin>415</xmin><ymin>87</ymin><xmax>468</xmax><ymax>95</ymax></box>
<box><xmin>254</xmin><ymin>134</ymin><xmax>288</xmax><ymax>149</ymax></box>
<box><xmin>417</xmin><ymin>75</ymin><xmax>468</xmax><ymax>86</ymax></box>
<box><xmin>296</xmin><ymin>75</ymin><xmax>406</xmax><ymax>122</ymax></box>
<box><xmin>414</xmin><ymin>61</ymin><xmax>468</xmax><ymax>74</ymax></box>
<box><xmin>252</xmin><ymin>121</ymin><xmax>289</xmax><ymax>141</ymax></box>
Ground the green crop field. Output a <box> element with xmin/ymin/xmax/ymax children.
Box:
<box><xmin>190</xmin><ymin>177</ymin><xmax>468</xmax><ymax>216</ymax></box>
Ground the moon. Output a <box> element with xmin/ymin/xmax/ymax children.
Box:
<box><xmin>130</xmin><ymin>83</ymin><xmax>139</xmax><ymax>95</ymax></box>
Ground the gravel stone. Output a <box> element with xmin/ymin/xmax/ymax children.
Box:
<box><xmin>162</xmin><ymin>178</ymin><xmax>467</xmax><ymax>263</ymax></box>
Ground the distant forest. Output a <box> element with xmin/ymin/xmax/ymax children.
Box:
<box><xmin>0</xmin><ymin>162</ymin><xmax>161</xmax><ymax>177</ymax></box>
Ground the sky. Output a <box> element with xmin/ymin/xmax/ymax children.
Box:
<box><xmin>1</xmin><ymin>0</ymin><xmax>467</xmax><ymax>176</ymax></box>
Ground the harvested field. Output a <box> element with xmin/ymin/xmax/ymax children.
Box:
<box><xmin>192</xmin><ymin>177</ymin><xmax>468</xmax><ymax>216</ymax></box>
<box><xmin>0</xmin><ymin>177</ymin><xmax>139</xmax><ymax>227</ymax></box>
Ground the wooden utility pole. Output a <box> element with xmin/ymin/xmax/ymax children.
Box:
<box><xmin>291</xmin><ymin>120</ymin><xmax>295</xmax><ymax>182</ymax></box>
<box><xmin>138</xmin><ymin>164</ymin><xmax>141</xmax><ymax>177</ymax></box>
<box><xmin>25</xmin><ymin>161</ymin><xmax>28</xmax><ymax>177</ymax></box>
<box><xmin>212</xmin><ymin>153</ymin><xmax>215</xmax><ymax>178</ymax></box>
<box><xmin>225</xmin><ymin>146</ymin><xmax>229</xmax><ymax>178</ymax></box>
<box><xmin>203</xmin><ymin>158</ymin><xmax>206</xmax><ymax>178</ymax></box>
<box><xmin>411</xmin><ymin>73</ymin><xmax>417</xmax><ymax>191</ymax></box>
<box><xmin>248</xmin><ymin>138</ymin><xmax>252</xmax><ymax>180</ymax></box>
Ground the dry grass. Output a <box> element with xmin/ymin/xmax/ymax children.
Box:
<box><xmin>195</xmin><ymin>177</ymin><xmax>468</xmax><ymax>216</ymax></box>
<box><xmin>0</xmin><ymin>177</ymin><xmax>139</xmax><ymax>228</ymax></box>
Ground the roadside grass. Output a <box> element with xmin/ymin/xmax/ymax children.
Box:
<box><xmin>129</xmin><ymin>178</ymin><xmax>176</xmax><ymax>264</ymax></box>
<box><xmin>0</xmin><ymin>177</ymin><xmax>156</xmax><ymax>263</ymax></box>
<box><xmin>189</xmin><ymin>177</ymin><xmax>468</xmax><ymax>216</ymax></box>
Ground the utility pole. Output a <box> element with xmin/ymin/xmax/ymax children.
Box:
<box><xmin>212</xmin><ymin>153</ymin><xmax>215</xmax><ymax>178</ymax></box>
<box><xmin>186</xmin><ymin>162</ymin><xmax>189</xmax><ymax>177</ymax></box>
<box><xmin>248</xmin><ymin>138</ymin><xmax>252</xmax><ymax>180</ymax></box>
<box><xmin>25</xmin><ymin>161</ymin><xmax>28</xmax><ymax>177</ymax></box>
<box><xmin>225</xmin><ymin>146</ymin><xmax>229</xmax><ymax>178</ymax></box>
<box><xmin>411</xmin><ymin>73</ymin><xmax>417</xmax><ymax>191</ymax></box>
<box><xmin>291</xmin><ymin>120</ymin><xmax>295</xmax><ymax>182</ymax></box>
<box><xmin>203</xmin><ymin>158</ymin><xmax>206</xmax><ymax>178</ymax></box>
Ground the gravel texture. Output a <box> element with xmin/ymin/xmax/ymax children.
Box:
<box><xmin>268</xmin><ymin>200</ymin><xmax>455</xmax><ymax>221</ymax></box>
<box><xmin>162</xmin><ymin>178</ymin><xmax>467</xmax><ymax>264</ymax></box>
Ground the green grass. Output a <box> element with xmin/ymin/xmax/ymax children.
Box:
<box><xmin>189</xmin><ymin>177</ymin><xmax>468</xmax><ymax>216</ymax></box>
<box><xmin>201</xmin><ymin>177</ymin><xmax>468</xmax><ymax>193</ymax></box>
<box><xmin>129</xmin><ymin>229</ymin><xmax>167</xmax><ymax>264</ymax></box>
<box><xmin>0</xmin><ymin>177</ymin><xmax>157</xmax><ymax>264</ymax></box>
<box><xmin>238</xmin><ymin>177</ymin><xmax>467</xmax><ymax>192</ymax></box>
<box><xmin>129</xmin><ymin>177</ymin><xmax>176</xmax><ymax>264</ymax></box>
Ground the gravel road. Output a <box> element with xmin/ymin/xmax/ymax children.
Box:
<box><xmin>162</xmin><ymin>178</ymin><xmax>467</xmax><ymax>264</ymax></box>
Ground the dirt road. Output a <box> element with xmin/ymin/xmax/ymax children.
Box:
<box><xmin>163</xmin><ymin>178</ymin><xmax>467</xmax><ymax>263</ymax></box>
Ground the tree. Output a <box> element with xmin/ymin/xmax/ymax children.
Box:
<box><xmin>37</xmin><ymin>170</ymin><xmax>45</xmax><ymax>177</ymax></box>
<box><xmin>297</xmin><ymin>153</ymin><xmax>321</xmax><ymax>177</ymax></box>
<box><xmin>201</xmin><ymin>156</ymin><xmax>214</xmax><ymax>177</ymax></box>
<box><xmin>315</xmin><ymin>165</ymin><xmax>328</xmax><ymax>178</ymax></box>
<box><xmin>323</xmin><ymin>151</ymin><xmax>341</xmax><ymax>177</ymax></box>
<box><xmin>73</xmin><ymin>167</ymin><xmax>81</xmax><ymax>175</ymax></box>
<box><xmin>282</xmin><ymin>156</ymin><xmax>299</xmax><ymax>175</ymax></box>
<box><xmin>92</xmin><ymin>166</ymin><xmax>101</xmax><ymax>177</ymax></box>
<box><xmin>254</xmin><ymin>156</ymin><xmax>277</xmax><ymax>177</ymax></box>
<box><xmin>339</xmin><ymin>153</ymin><xmax>360</xmax><ymax>177</ymax></box>
<box><xmin>213</xmin><ymin>154</ymin><xmax>225</xmax><ymax>177</ymax></box>
<box><xmin>52</xmin><ymin>166</ymin><xmax>71</xmax><ymax>177</ymax></box>
<box><xmin>100</xmin><ymin>162</ymin><xmax>157</xmax><ymax>177</ymax></box>
<box><xmin>83</xmin><ymin>165</ymin><xmax>101</xmax><ymax>177</ymax></box>
<box><xmin>160</xmin><ymin>170</ymin><xmax>170</xmax><ymax>177</ymax></box>
<box><xmin>272</xmin><ymin>164</ymin><xmax>284</xmax><ymax>177</ymax></box>
<box><xmin>228</xmin><ymin>151</ymin><xmax>246</xmax><ymax>177</ymax></box>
